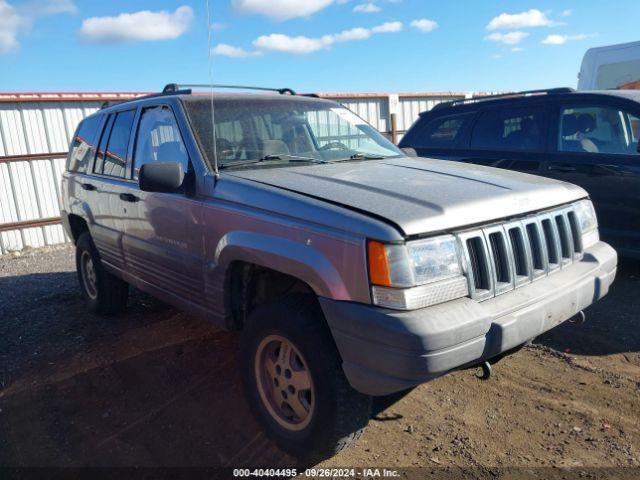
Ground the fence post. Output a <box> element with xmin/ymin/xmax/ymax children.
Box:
<box><xmin>390</xmin><ymin>113</ymin><xmax>398</xmax><ymax>145</ymax></box>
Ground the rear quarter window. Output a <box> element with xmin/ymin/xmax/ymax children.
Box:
<box><xmin>67</xmin><ymin>115</ymin><xmax>102</xmax><ymax>173</ymax></box>
<box><xmin>403</xmin><ymin>113</ymin><xmax>474</xmax><ymax>148</ymax></box>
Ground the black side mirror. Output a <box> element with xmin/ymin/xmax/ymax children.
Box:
<box><xmin>139</xmin><ymin>162</ymin><xmax>185</xmax><ymax>193</ymax></box>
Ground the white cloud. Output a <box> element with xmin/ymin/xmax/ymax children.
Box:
<box><xmin>372</xmin><ymin>21</ymin><xmax>402</xmax><ymax>33</ymax></box>
<box><xmin>0</xmin><ymin>0</ymin><xmax>76</xmax><ymax>54</ymax></box>
<box><xmin>212</xmin><ymin>43</ymin><xmax>260</xmax><ymax>58</ymax></box>
<box><xmin>0</xmin><ymin>1</ymin><xmax>23</xmax><ymax>53</ymax></box>
<box><xmin>253</xmin><ymin>34</ymin><xmax>327</xmax><ymax>54</ymax></box>
<box><xmin>487</xmin><ymin>9</ymin><xmax>560</xmax><ymax>30</ymax></box>
<box><xmin>353</xmin><ymin>2</ymin><xmax>381</xmax><ymax>13</ymax></box>
<box><xmin>231</xmin><ymin>0</ymin><xmax>334</xmax><ymax>21</ymax></box>
<box><xmin>246</xmin><ymin>21</ymin><xmax>403</xmax><ymax>55</ymax></box>
<box><xmin>410</xmin><ymin>18</ymin><xmax>438</xmax><ymax>33</ymax></box>
<box><xmin>561</xmin><ymin>9</ymin><xmax>572</xmax><ymax>17</ymax></box>
<box><xmin>486</xmin><ymin>31</ymin><xmax>529</xmax><ymax>45</ymax></box>
<box><xmin>542</xmin><ymin>33</ymin><xmax>591</xmax><ymax>45</ymax></box>
<box><xmin>79</xmin><ymin>6</ymin><xmax>193</xmax><ymax>43</ymax></box>
<box><xmin>511</xmin><ymin>46</ymin><xmax>524</xmax><ymax>52</ymax></box>
<box><xmin>332</xmin><ymin>27</ymin><xmax>371</xmax><ymax>41</ymax></box>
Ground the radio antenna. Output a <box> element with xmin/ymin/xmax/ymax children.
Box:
<box><xmin>205</xmin><ymin>0</ymin><xmax>219</xmax><ymax>175</ymax></box>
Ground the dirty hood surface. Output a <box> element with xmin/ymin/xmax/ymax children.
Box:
<box><xmin>227</xmin><ymin>157</ymin><xmax>587</xmax><ymax>236</ymax></box>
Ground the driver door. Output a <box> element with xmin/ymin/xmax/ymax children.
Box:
<box><xmin>121</xmin><ymin>104</ymin><xmax>205</xmax><ymax>304</ymax></box>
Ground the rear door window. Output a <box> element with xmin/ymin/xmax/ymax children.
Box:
<box><xmin>417</xmin><ymin>113</ymin><xmax>473</xmax><ymax>147</ymax></box>
<box><xmin>67</xmin><ymin>115</ymin><xmax>101</xmax><ymax>173</ymax></box>
<box><xmin>558</xmin><ymin>105</ymin><xmax>640</xmax><ymax>156</ymax></box>
<box><xmin>470</xmin><ymin>107</ymin><xmax>548</xmax><ymax>151</ymax></box>
<box><xmin>93</xmin><ymin>110</ymin><xmax>135</xmax><ymax>178</ymax></box>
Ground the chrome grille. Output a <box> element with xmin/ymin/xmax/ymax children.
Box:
<box><xmin>458</xmin><ymin>204</ymin><xmax>584</xmax><ymax>300</ymax></box>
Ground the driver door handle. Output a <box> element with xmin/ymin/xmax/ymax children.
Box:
<box><xmin>80</xmin><ymin>182</ymin><xmax>96</xmax><ymax>191</ymax></box>
<box><xmin>119</xmin><ymin>193</ymin><xmax>139</xmax><ymax>203</ymax></box>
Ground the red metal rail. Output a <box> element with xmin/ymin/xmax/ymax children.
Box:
<box><xmin>0</xmin><ymin>152</ymin><xmax>68</xmax><ymax>232</ymax></box>
<box><xmin>0</xmin><ymin>217</ymin><xmax>62</xmax><ymax>233</ymax></box>
<box><xmin>0</xmin><ymin>151</ymin><xmax>68</xmax><ymax>164</ymax></box>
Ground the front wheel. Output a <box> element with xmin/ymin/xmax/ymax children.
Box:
<box><xmin>240</xmin><ymin>296</ymin><xmax>372</xmax><ymax>462</ymax></box>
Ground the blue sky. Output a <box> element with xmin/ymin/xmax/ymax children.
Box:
<box><xmin>1</xmin><ymin>0</ymin><xmax>639</xmax><ymax>93</ymax></box>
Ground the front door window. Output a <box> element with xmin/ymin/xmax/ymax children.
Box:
<box><xmin>558</xmin><ymin>106</ymin><xmax>640</xmax><ymax>156</ymax></box>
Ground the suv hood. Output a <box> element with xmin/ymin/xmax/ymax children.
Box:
<box><xmin>227</xmin><ymin>157</ymin><xmax>587</xmax><ymax>237</ymax></box>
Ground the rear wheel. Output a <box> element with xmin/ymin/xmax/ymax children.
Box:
<box><xmin>75</xmin><ymin>232</ymin><xmax>128</xmax><ymax>315</ymax></box>
<box><xmin>240</xmin><ymin>295</ymin><xmax>372</xmax><ymax>462</ymax></box>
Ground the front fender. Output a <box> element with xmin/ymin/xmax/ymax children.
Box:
<box><xmin>214</xmin><ymin>231</ymin><xmax>351</xmax><ymax>299</ymax></box>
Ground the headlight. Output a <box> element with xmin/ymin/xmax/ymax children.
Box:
<box><xmin>573</xmin><ymin>199</ymin><xmax>599</xmax><ymax>249</ymax></box>
<box><xmin>368</xmin><ymin>235</ymin><xmax>469</xmax><ymax>310</ymax></box>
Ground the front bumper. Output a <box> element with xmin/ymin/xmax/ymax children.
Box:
<box><xmin>320</xmin><ymin>241</ymin><xmax>617</xmax><ymax>396</ymax></box>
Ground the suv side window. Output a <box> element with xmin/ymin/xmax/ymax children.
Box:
<box><xmin>67</xmin><ymin>115</ymin><xmax>101</xmax><ymax>173</ymax></box>
<box><xmin>101</xmin><ymin>110</ymin><xmax>136</xmax><ymax>178</ymax></box>
<box><xmin>133</xmin><ymin>106</ymin><xmax>189</xmax><ymax>180</ymax></box>
<box><xmin>410</xmin><ymin>113</ymin><xmax>474</xmax><ymax>148</ymax></box>
<box><xmin>558</xmin><ymin>105</ymin><xmax>640</xmax><ymax>155</ymax></box>
<box><xmin>470</xmin><ymin>107</ymin><xmax>547</xmax><ymax>151</ymax></box>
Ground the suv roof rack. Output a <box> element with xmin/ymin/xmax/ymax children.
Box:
<box><xmin>99</xmin><ymin>83</ymin><xmax>301</xmax><ymax>110</ymax></box>
<box><xmin>432</xmin><ymin>87</ymin><xmax>575</xmax><ymax>110</ymax></box>
<box><xmin>162</xmin><ymin>83</ymin><xmax>297</xmax><ymax>95</ymax></box>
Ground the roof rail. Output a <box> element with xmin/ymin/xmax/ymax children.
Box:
<box><xmin>432</xmin><ymin>87</ymin><xmax>575</xmax><ymax>110</ymax></box>
<box><xmin>162</xmin><ymin>83</ymin><xmax>297</xmax><ymax>95</ymax></box>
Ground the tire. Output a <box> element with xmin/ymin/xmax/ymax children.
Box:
<box><xmin>240</xmin><ymin>295</ymin><xmax>372</xmax><ymax>462</ymax></box>
<box><xmin>75</xmin><ymin>232</ymin><xmax>129</xmax><ymax>315</ymax></box>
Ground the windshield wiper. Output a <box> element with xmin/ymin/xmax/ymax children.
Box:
<box><xmin>261</xmin><ymin>154</ymin><xmax>324</xmax><ymax>163</ymax></box>
<box><xmin>219</xmin><ymin>154</ymin><xmax>325</xmax><ymax>169</ymax></box>
<box><xmin>330</xmin><ymin>153</ymin><xmax>387</xmax><ymax>162</ymax></box>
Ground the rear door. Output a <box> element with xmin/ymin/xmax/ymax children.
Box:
<box><xmin>121</xmin><ymin>104</ymin><xmax>205</xmax><ymax>305</ymax></box>
<box><xmin>545</xmin><ymin>100</ymin><xmax>640</xmax><ymax>256</ymax></box>
<box><xmin>87</xmin><ymin>109</ymin><xmax>137</xmax><ymax>271</ymax></box>
<box><xmin>462</xmin><ymin>104</ymin><xmax>551</xmax><ymax>174</ymax></box>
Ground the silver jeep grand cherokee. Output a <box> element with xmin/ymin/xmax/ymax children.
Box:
<box><xmin>60</xmin><ymin>84</ymin><xmax>616</xmax><ymax>462</ymax></box>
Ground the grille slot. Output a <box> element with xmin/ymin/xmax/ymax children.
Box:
<box><xmin>459</xmin><ymin>203</ymin><xmax>585</xmax><ymax>301</ymax></box>
<box><xmin>508</xmin><ymin>227</ymin><xmax>529</xmax><ymax>277</ymax></box>
<box><xmin>489</xmin><ymin>232</ymin><xmax>510</xmax><ymax>283</ymax></box>
<box><xmin>541</xmin><ymin>218</ymin><xmax>560</xmax><ymax>268</ymax></box>
<box><xmin>467</xmin><ymin>237</ymin><xmax>490</xmax><ymax>291</ymax></box>
<box><xmin>567</xmin><ymin>211</ymin><xmax>583</xmax><ymax>254</ymax></box>
<box><xmin>555</xmin><ymin>214</ymin><xmax>573</xmax><ymax>261</ymax></box>
<box><xmin>526</xmin><ymin>222</ymin><xmax>545</xmax><ymax>271</ymax></box>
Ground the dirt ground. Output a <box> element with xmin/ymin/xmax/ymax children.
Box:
<box><xmin>0</xmin><ymin>245</ymin><xmax>638</xmax><ymax>476</ymax></box>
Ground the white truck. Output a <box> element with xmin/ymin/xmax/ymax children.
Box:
<box><xmin>578</xmin><ymin>40</ymin><xmax>640</xmax><ymax>90</ymax></box>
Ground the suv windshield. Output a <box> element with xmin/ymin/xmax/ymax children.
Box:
<box><xmin>181</xmin><ymin>96</ymin><xmax>403</xmax><ymax>169</ymax></box>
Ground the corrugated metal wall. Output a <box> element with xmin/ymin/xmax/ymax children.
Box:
<box><xmin>0</xmin><ymin>91</ymin><xmax>468</xmax><ymax>254</ymax></box>
<box><xmin>0</xmin><ymin>101</ymin><xmax>104</xmax><ymax>253</ymax></box>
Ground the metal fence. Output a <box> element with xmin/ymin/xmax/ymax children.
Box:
<box><xmin>0</xmin><ymin>90</ymin><xmax>468</xmax><ymax>254</ymax></box>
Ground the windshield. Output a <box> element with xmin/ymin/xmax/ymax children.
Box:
<box><xmin>181</xmin><ymin>96</ymin><xmax>403</xmax><ymax>169</ymax></box>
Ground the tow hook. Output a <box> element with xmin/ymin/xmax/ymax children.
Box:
<box><xmin>568</xmin><ymin>310</ymin><xmax>586</xmax><ymax>325</ymax></box>
<box><xmin>475</xmin><ymin>361</ymin><xmax>492</xmax><ymax>381</ymax></box>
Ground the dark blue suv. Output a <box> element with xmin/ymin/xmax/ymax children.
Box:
<box><xmin>399</xmin><ymin>88</ymin><xmax>640</xmax><ymax>259</ymax></box>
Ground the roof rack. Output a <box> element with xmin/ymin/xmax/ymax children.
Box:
<box><xmin>162</xmin><ymin>83</ymin><xmax>297</xmax><ymax>95</ymax></box>
<box><xmin>98</xmin><ymin>83</ymin><xmax>303</xmax><ymax>110</ymax></box>
<box><xmin>432</xmin><ymin>87</ymin><xmax>575</xmax><ymax>110</ymax></box>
